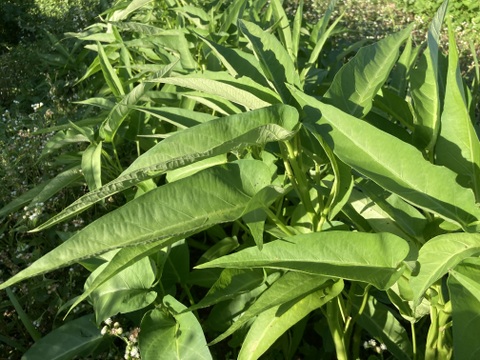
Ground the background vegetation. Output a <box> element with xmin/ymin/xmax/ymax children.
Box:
<box><xmin>1</xmin><ymin>0</ymin><xmax>479</xmax><ymax>359</ymax></box>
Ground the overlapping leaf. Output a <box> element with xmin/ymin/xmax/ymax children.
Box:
<box><xmin>0</xmin><ymin>160</ymin><xmax>277</xmax><ymax>290</ymax></box>
<box><xmin>291</xmin><ymin>89</ymin><xmax>480</xmax><ymax>229</ymax></box>
<box><xmin>33</xmin><ymin>105</ymin><xmax>298</xmax><ymax>231</ymax></box>
<box><xmin>198</xmin><ymin>231</ymin><xmax>409</xmax><ymax>290</ymax></box>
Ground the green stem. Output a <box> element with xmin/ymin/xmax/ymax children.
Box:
<box><xmin>411</xmin><ymin>322</ymin><xmax>417</xmax><ymax>360</ymax></box>
<box><xmin>326</xmin><ymin>299</ymin><xmax>348</xmax><ymax>360</ymax></box>
<box><xmin>282</xmin><ymin>140</ymin><xmax>319</xmax><ymax>230</ymax></box>
<box><xmin>264</xmin><ymin>207</ymin><xmax>295</xmax><ymax>236</ymax></box>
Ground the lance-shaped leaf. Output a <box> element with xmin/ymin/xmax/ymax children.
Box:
<box><xmin>97</xmin><ymin>42</ymin><xmax>124</xmax><ymax>97</ymax></box>
<box><xmin>198</xmin><ymin>231</ymin><xmax>409</xmax><ymax>290</ymax></box>
<box><xmin>152</xmin><ymin>76</ymin><xmax>271</xmax><ymax>110</ymax></box>
<box><xmin>355</xmin><ymin>295</ymin><xmax>413</xmax><ymax>360</ymax></box>
<box><xmin>210</xmin><ymin>272</ymin><xmax>336</xmax><ymax>345</ymax></box>
<box><xmin>140</xmin><ymin>295</ymin><xmax>212</xmax><ymax>360</ymax></box>
<box><xmin>68</xmin><ymin>241</ymin><xmax>167</xmax><ymax>318</ymax></box>
<box><xmin>435</xmin><ymin>23</ymin><xmax>480</xmax><ymax>202</ymax></box>
<box><xmin>0</xmin><ymin>160</ymin><xmax>276</xmax><ymax>290</ymax></box>
<box><xmin>238</xmin><ymin>280</ymin><xmax>344</xmax><ymax>360</ymax></box>
<box><xmin>323</xmin><ymin>24</ymin><xmax>412</xmax><ymax>118</ymax></box>
<box><xmin>410</xmin><ymin>233</ymin><xmax>480</xmax><ymax>302</ymax></box>
<box><xmin>99</xmin><ymin>62</ymin><xmax>177</xmax><ymax>142</ymax></box>
<box><xmin>238</xmin><ymin>19</ymin><xmax>301</xmax><ymax>103</ymax></box>
<box><xmin>81</xmin><ymin>142</ymin><xmax>103</xmax><ymax>191</ymax></box>
<box><xmin>33</xmin><ymin>105</ymin><xmax>298</xmax><ymax>231</ymax></box>
<box><xmin>410</xmin><ymin>0</ymin><xmax>447</xmax><ymax>152</ymax></box>
<box><xmin>448</xmin><ymin>258</ymin><xmax>480</xmax><ymax>360</ymax></box>
<box><xmin>87</xmin><ymin>255</ymin><xmax>157</xmax><ymax>325</ymax></box>
<box><xmin>22</xmin><ymin>314</ymin><xmax>103</xmax><ymax>360</ymax></box>
<box><xmin>199</xmin><ymin>36</ymin><xmax>269</xmax><ymax>87</ymax></box>
<box><xmin>291</xmin><ymin>89</ymin><xmax>480</xmax><ymax>229</ymax></box>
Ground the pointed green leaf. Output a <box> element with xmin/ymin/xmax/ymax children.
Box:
<box><xmin>238</xmin><ymin>19</ymin><xmax>301</xmax><ymax>103</ymax></box>
<box><xmin>22</xmin><ymin>314</ymin><xmax>103</xmax><ymax>360</ymax></box>
<box><xmin>323</xmin><ymin>25</ymin><xmax>412</xmax><ymax>118</ymax></box>
<box><xmin>238</xmin><ymin>280</ymin><xmax>344</xmax><ymax>360</ymax></box>
<box><xmin>140</xmin><ymin>295</ymin><xmax>212</xmax><ymax>360</ymax></box>
<box><xmin>33</xmin><ymin>105</ymin><xmax>298</xmax><ymax>231</ymax></box>
<box><xmin>410</xmin><ymin>233</ymin><xmax>480</xmax><ymax>301</ymax></box>
<box><xmin>109</xmin><ymin>0</ymin><xmax>154</xmax><ymax>21</ymax></box>
<box><xmin>355</xmin><ymin>296</ymin><xmax>413</xmax><ymax>360</ymax></box>
<box><xmin>448</xmin><ymin>258</ymin><xmax>480</xmax><ymax>360</ymax></box>
<box><xmin>198</xmin><ymin>231</ymin><xmax>409</xmax><ymax>290</ymax></box>
<box><xmin>87</xmin><ymin>256</ymin><xmax>157</xmax><ymax>324</ymax></box>
<box><xmin>81</xmin><ymin>142</ymin><xmax>103</xmax><ymax>191</ymax></box>
<box><xmin>0</xmin><ymin>181</ymin><xmax>49</xmax><ymax>218</ymax></box>
<box><xmin>99</xmin><ymin>65</ymin><xmax>176</xmax><ymax>141</ymax></box>
<box><xmin>435</xmin><ymin>23</ymin><xmax>480</xmax><ymax>201</ymax></box>
<box><xmin>211</xmin><ymin>272</ymin><xmax>335</xmax><ymax>345</ymax></box>
<box><xmin>0</xmin><ymin>160</ymin><xmax>275</xmax><ymax>290</ymax></box>
<box><xmin>199</xmin><ymin>36</ymin><xmax>269</xmax><ymax>86</ymax></box>
<box><xmin>270</xmin><ymin>0</ymin><xmax>293</xmax><ymax>60</ymax></box>
<box><xmin>188</xmin><ymin>269</ymin><xmax>265</xmax><ymax>312</ymax></box>
<box><xmin>291</xmin><ymin>89</ymin><xmax>480</xmax><ymax>229</ymax></box>
<box><xmin>68</xmin><ymin>241</ymin><xmax>166</xmax><ymax>318</ymax></box>
<box><xmin>153</xmin><ymin>76</ymin><xmax>271</xmax><ymax>110</ymax></box>
<box><xmin>410</xmin><ymin>0</ymin><xmax>448</xmax><ymax>152</ymax></box>
<box><xmin>97</xmin><ymin>42</ymin><xmax>124</xmax><ymax>97</ymax></box>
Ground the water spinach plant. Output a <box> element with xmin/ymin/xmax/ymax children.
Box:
<box><xmin>1</xmin><ymin>0</ymin><xmax>480</xmax><ymax>358</ymax></box>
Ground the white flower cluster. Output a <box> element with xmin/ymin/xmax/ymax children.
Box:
<box><xmin>23</xmin><ymin>202</ymin><xmax>45</xmax><ymax>222</ymax></box>
<box><xmin>31</xmin><ymin>102</ymin><xmax>44</xmax><ymax>112</ymax></box>
<box><xmin>363</xmin><ymin>338</ymin><xmax>387</xmax><ymax>353</ymax></box>
<box><xmin>101</xmin><ymin>318</ymin><xmax>141</xmax><ymax>359</ymax></box>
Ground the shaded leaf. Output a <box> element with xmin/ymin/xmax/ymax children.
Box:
<box><xmin>198</xmin><ymin>231</ymin><xmax>409</xmax><ymax>290</ymax></box>
<box><xmin>410</xmin><ymin>233</ymin><xmax>480</xmax><ymax>302</ymax></box>
<box><xmin>139</xmin><ymin>295</ymin><xmax>212</xmax><ymax>360</ymax></box>
<box><xmin>0</xmin><ymin>160</ymin><xmax>275</xmax><ymax>290</ymax></box>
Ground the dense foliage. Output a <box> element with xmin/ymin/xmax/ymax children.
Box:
<box><xmin>1</xmin><ymin>0</ymin><xmax>480</xmax><ymax>359</ymax></box>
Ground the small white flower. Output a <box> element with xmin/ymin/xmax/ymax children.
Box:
<box><xmin>101</xmin><ymin>326</ymin><xmax>108</xmax><ymax>335</ymax></box>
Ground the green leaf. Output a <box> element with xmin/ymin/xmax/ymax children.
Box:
<box><xmin>109</xmin><ymin>0</ymin><xmax>154</xmax><ymax>22</ymax></box>
<box><xmin>410</xmin><ymin>0</ymin><xmax>447</xmax><ymax>152</ymax></box>
<box><xmin>410</xmin><ymin>233</ymin><xmax>480</xmax><ymax>302</ymax></box>
<box><xmin>22</xmin><ymin>314</ymin><xmax>103</xmax><ymax>360</ymax></box>
<box><xmin>188</xmin><ymin>268</ymin><xmax>265</xmax><ymax>312</ymax></box>
<box><xmin>238</xmin><ymin>280</ymin><xmax>344</xmax><ymax>360</ymax></box>
<box><xmin>355</xmin><ymin>295</ymin><xmax>413</xmax><ymax>360</ymax></box>
<box><xmin>153</xmin><ymin>76</ymin><xmax>271</xmax><ymax>110</ymax></box>
<box><xmin>0</xmin><ymin>181</ymin><xmax>49</xmax><ymax>219</ymax></box>
<box><xmin>323</xmin><ymin>25</ymin><xmax>412</xmax><ymax>118</ymax></box>
<box><xmin>291</xmin><ymin>89</ymin><xmax>480</xmax><ymax>229</ymax></box>
<box><xmin>270</xmin><ymin>0</ymin><xmax>293</xmax><ymax>61</ymax></box>
<box><xmin>448</xmin><ymin>258</ymin><xmax>480</xmax><ymax>360</ymax></box>
<box><xmin>87</xmin><ymin>256</ymin><xmax>157</xmax><ymax>324</ymax></box>
<box><xmin>199</xmin><ymin>37</ymin><xmax>269</xmax><ymax>86</ymax></box>
<box><xmin>198</xmin><ymin>231</ymin><xmax>409</xmax><ymax>290</ymax></box>
<box><xmin>238</xmin><ymin>19</ymin><xmax>301</xmax><ymax>103</ymax></box>
<box><xmin>307</xmin><ymin>130</ymin><xmax>353</xmax><ymax>220</ymax></box>
<box><xmin>218</xmin><ymin>0</ymin><xmax>246</xmax><ymax>33</ymax></box>
<box><xmin>354</xmin><ymin>179</ymin><xmax>427</xmax><ymax>240</ymax></box>
<box><xmin>435</xmin><ymin>22</ymin><xmax>480</xmax><ymax>201</ymax></box>
<box><xmin>29</xmin><ymin>166</ymin><xmax>84</xmax><ymax>207</ymax></box>
<box><xmin>33</xmin><ymin>105</ymin><xmax>297</xmax><ymax>231</ymax></box>
<box><xmin>97</xmin><ymin>42</ymin><xmax>124</xmax><ymax>97</ymax></box>
<box><xmin>139</xmin><ymin>295</ymin><xmax>212</xmax><ymax>360</ymax></box>
<box><xmin>99</xmin><ymin>62</ymin><xmax>178</xmax><ymax>142</ymax></box>
<box><xmin>81</xmin><ymin>142</ymin><xmax>103</xmax><ymax>191</ymax></box>
<box><xmin>211</xmin><ymin>272</ymin><xmax>336</xmax><ymax>345</ymax></box>
<box><xmin>0</xmin><ymin>161</ymin><xmax>275</xmax><ymax>290</ymax></box>
<box><xmin>68</xmin><ymin>241</ymin><xmax>166</xmax><ymax>318</ymax></box>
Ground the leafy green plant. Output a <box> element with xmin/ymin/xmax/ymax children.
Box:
<box><xmin>2</xmin><ymin>0</ymin><xmax>480</xmax><ymax>358</ymax></box>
